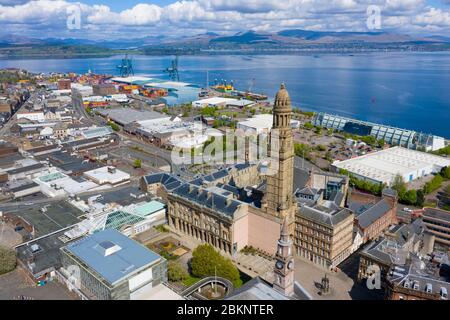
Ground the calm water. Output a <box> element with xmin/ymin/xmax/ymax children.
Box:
<box><xmin>1</xmin><ymin>53</ymin><xmax>449</xmax><ymax>137</ymax></box>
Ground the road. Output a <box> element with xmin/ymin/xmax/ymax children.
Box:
<box><xmin>0</xmin><ymin>90</ymin><xmax>36</xmax><ymax>136</ymax></box>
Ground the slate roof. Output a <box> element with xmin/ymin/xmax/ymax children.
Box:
<box><xmin>143</xmin><ymin>172</ymin><xmax>184</xmax><ymax>191</ymax></box>
<box><xmin>382</xmin><ymin>188</ymin><xmax>398</xmax><ymax>198</ymax></box>
<box><xmin>298</xmin><ymin>204</ymin><xmax>353</xmax><ymax>227</ymax></box>
<box><xmin>171</xmin><ymin>183</ymin><xmax>244</xmax><ymax>219</ymax></box>
<box><xmin>386</xmin><ymin>255</ymin><xmax>450</xmax><ymax>298</ymax></box>
<box><xmin>298</xmin><ymin>187</ymin><xmax>318</xmax><ymax>196</ymax></box>
<box><xmin>355</xmin><ymin>199</ymin><xmax>392</xmax><ymax>229</ymax></box>
<box><xmin>293</xmin><ymin>167</ymin><xmax>310</xmax><ymax>191</ymax></box>
<box><xmin>6</xmin><ymin>163</ymin><xmax>45</xmax><ymax>175</ymax></box>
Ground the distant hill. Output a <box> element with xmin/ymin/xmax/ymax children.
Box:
<box><xmin>0</xmin><ymin>28</ymin><xmax>449</xmax><ymax>57</ymax></box>
<box><xmin>210</xmin><ymin>31</ymin><xmax>275</xmax><ymax>44</ymax></box>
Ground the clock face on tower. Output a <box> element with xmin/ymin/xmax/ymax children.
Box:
<box><xmin>276</xmin><ymin>261</ymin><xmax>284</xmax><ymax>270</ymax></box>
<box><xmin>288</xmin><ymin>261</ymin><xmax>294</xmax><ymax>270</ymax></box>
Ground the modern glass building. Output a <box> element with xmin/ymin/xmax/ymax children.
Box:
<box><xmin>60</xmin><ymin>229</ymin><xmax>167</xmax><ymax>300</ymax></box>
<box><xmin>312</xmin><ymin>112</ymin><xmax>445</xmax><ymax>151</ymax></box>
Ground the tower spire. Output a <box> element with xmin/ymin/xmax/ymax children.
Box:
<box><xmin>262</xmin><ymin>83</ymin><xmax>295</xmax><ymax>220</ymax></box>
<box><xmin>273</xmin><ymin>216</ymin><xmax>295</xmax><ymax>296</ymax></box>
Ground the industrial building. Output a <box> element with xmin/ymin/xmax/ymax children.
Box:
<box><xmin>192</xmin><ymin>97</ymin><xmax>254</xmax><ymax>109</ymax></box>
<box><xmin>313</xmin><ymin>112</ymin><xmax>446</xmax><ymax>151</ymax></box>
<box><xmin>111</xmin><ymin>76</ymin><xmax>201</xmax><ymax>106</ymax></box>
<box><xmin>83</xmin><ymin>166</ymin><xmax>130</xmax><ymax>186</ymax></box>
<box><xmin>97</xmin><ymin>108</ymin><xmax>167</xmax><ymax>127</ymax></box>
<box><xmin>332</xmin><ymin>146</ymin><xmax>450</xmax><ymax>186</ymax></box>
<box><xmin>237</xmin><ymin>114</ymin><xmax>300</xmax><ymax>135</ymax></box>
<box><xmin>60</xmin><ymin>229</ymin><xmax>167</xmax><ymax>300</ymax></box>
<box><xmin>133</xmin><ymin>117</ymin><xmax>210</xmax><ymax>149</ymax></box>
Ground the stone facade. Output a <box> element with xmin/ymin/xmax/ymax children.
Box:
<box><xmin>295</xmin><ymin>208</ymin><xmax>354</xmax><ymax>269</ymax></box>
<box><xmin>262</xmin><ymin>84</ymin><xmax>296</xmax><ymax>234</ymax></box>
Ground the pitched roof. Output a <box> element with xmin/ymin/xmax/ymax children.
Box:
<box><xmin>299</xmin><ymin>204</ymin><xmax>353</xmax><ymax>227</ymax></box>
<box><xmin>355</xmin><ymin>199</ymin><xmax>392</xmax><ymax>229</ymax></box>
<box><xmin>171</xmin><ymin>183</ymin><xmax>245</xmax><ymax>219</ymax></box>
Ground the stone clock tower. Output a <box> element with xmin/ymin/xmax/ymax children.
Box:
<box><xmin>262</xmin><ymin>83</ymin><xmax>296</xmax><ymax>231</ymax></box>
<box><xmin>273</xmin><ymin>217</ymin><xmax>295</xmax><ymax>296</ymax></box>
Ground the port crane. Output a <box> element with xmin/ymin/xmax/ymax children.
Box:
<box><xmin>117</xmin><ymin>54</ymin><xmax>134</xmax><ymax>77</ymax></box>
<box><xmin>164</xmin><ymin>55</ymin><xmax>180</xmax><ymax>82</ymax></box>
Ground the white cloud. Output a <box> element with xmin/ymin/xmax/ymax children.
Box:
<box><xmin>0</xmin><ymin>0</ymin><xmax>448</xmax><ymax>38</ymax></box>
<box><xmin>414</xmin><ymin>8</ymin><xmax>450</xmax><ymax>27</ymax></box>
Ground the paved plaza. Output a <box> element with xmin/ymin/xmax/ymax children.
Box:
<box><xmin>0</xmin><ymin>269</ymin><xmax>77</xmax><ymax>300</ymax></box>
<box><xmin>0</xmin><ymin>222</ymin><xmax>22</xmax><ymax>249</ymax></box>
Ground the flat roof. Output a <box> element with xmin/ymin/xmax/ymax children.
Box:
<box><xmin>65</xmin><ymin>229</ymin><xmax>161</xmax><ymax>285</ymax></box>
<box><xmin>193</xmin><ymin>97</ymin><xmax>238</xmax><ymax>105</ymax></box>
<box><xmin>423</xmin><ymin>208</ymin><xmax>450</xmax><ymax>222</ymax></box>
<box><xmin>332</xmin><ymin>146</ymin><xmax>450</xmax><ymax>184</ymax></box>
<box><xmin>97</xmin><ymin>108</ymin><xmax>167</xmax><ymax>125</ymax></box>
<box><xmin>79</xmin><ymin>185</ymin><xmax>152</xmax><ymax>206</ymax></box>
<box><xmin>83</xmin><ymin>166</ymin><xmax>130</xmax><ymax>183</ymax></box>
<box><xmin>132</xmin><ymin>283</ymin><xmax>184</xmax><ymax>300</ymax></box>
<box><xmin>128</xmin><ymin>201</ymin><xmax>166</xmax><ymax>217</ymax></box>
<box><xmin>16</xmin><ymin>228</ymin><xmax>73</xmax><ymax>278</ymax></box>
<box><xmin>9</xmin><ymin>201</ymin><xmax>85</xmax><ymax>238</ymax></box>
<box><xmin>238</xmin><ymin>114</ymin><xmax>298</xmax><ymax>130</ymax></box>
<box><xmin>111</xmin><ymin>76</ymin><xmax>154</xmax><ymax>84</ymax></box>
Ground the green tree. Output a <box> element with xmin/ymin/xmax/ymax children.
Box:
<box><xmin>133</xmin><ymin>159</ymin><xmax>142</xmax><ymax>169</ymax></box>
<box><xmin>0</xmin><ymin>246</ymin><xmax>16</xmax><ymax>275</ymax></box>
<box><xmin>107</xmin><ymin>121</ymin><xmax>120</xmax><ymax>132</ymax></box>
<box><xmin>391</xmin><ymin>174</ymin><xmax>407</xmax><ymax>199</ymax></box>
<box><xmin>200</xmin><ymin>106</ymin><xmax>218</xmax><ymax>117</ymax></box>
<box><xmin>402</xmin><ymin>190</ymin><xmax>417</xmax><ymax>205</ymax></box>
<box><xmin>167</xmin><ymin>261</ymin><xmax>188</xmax><ymax>282</ymax></box>
<box><xmin>416</xmin><ymin>189</ymin><xmax>425</xmax><ymax>207</ymax></box>
<box><xmin>423</xmin><ymin>174</ymin><xmax>444</xmax><ymax>194</ymax></box>
<box><xmin>431</xmin><ymin>145</ymin><xmax>450</xmax><ymax>156</ymax></box>
<box><xmin>440</xmin><ymin>166</ymin><xmax>450</xmax><ymax>179</ymax></box>
<box><xmin>294</xmin><ymin>143</ymin><xmax>311</xmax><ymax>161</ymax></box>
<box><xmin>316</xmin><ymin>145</ymin><xmax>326</xmax><ymax>152</ymax></box>
<box><xmin>303</xmin><ymin>122</ymin><xmax>313</xmax><ymax>130</ymax></box>
<box><xmin>190</xmin><ymin>244</ymin><xmax>242</xmax><ymax>287</ymax></box>
<box><xmin>360</xmin><ymin>135</ymin><xmax>377</xmax><ymax>146</ymax></box>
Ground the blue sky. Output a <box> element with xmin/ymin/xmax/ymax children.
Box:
<box><xmin>0</xmin><ymin>0</ymin><xmax>450</xmax><ymax>39</ymax></box>
<box><xmin>68</xmin><ymin>0</ymin><xmax>173</xmax><ymax>10</ymax></box>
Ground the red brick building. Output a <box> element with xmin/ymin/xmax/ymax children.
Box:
<box><xmin>57</xmin><ymin>79</ymin><xmax>71</xmax><ymax>90</ymax></box>
<box><xmin>352</xmin><ymin>188</ymin><xmax>398</xmax><ymax>243</ymax></box>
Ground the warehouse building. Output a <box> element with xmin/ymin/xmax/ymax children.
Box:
<box><xmin>193</xmin><ymin>97</ymin><xmax>254</xmax><ymax>109</ymax></box>
<box><xmin>332</xmin><ymin>146</ymin><xmax>450</xmax><ymax>186</ymax></box>
<box><xmin>83</xmin><ymin>166</ymin><xmax>130</xmax><ymax>186</ymax></box>
<box><xmin>60</xmin><ymin>229</ymin><xmax>167</xmax><ymax>300</ymax></box>
<box><xmin>238</xmin><ymin>114</ymin><xmax>300</xmax><ymax>135</ymax></box>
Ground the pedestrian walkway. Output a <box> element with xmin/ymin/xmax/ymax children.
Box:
<box><xmin>235</xmin><ymin>253</ymin><xmax>275</xmax><ymax>282</ymax></box>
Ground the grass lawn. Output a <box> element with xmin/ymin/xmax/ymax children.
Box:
<box><xmin>183</xmin><ymin>275</ymin><xmax>201</xmax><ymax>287</ymax></box>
